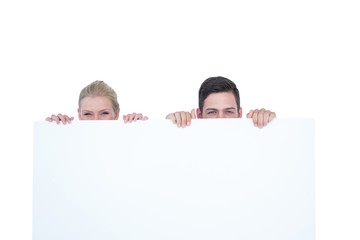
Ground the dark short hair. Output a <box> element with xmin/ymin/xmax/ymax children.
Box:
<box><xmin>198</xmin><ymin>76</ymin><xmax>240</xmax><ymax>113</ymax></box>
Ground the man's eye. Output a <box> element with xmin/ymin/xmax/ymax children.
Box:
<box><xmin>226</xmin><ymin>111</ymin><xmax>234</xmax><ymax>114</ymax></box>
<box><xmin>207</xmin><ymin>111</ymin><xmax>216</xmax><ymax>115</ymax></box>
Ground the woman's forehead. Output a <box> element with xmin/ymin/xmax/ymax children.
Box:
<box><xmin>80</xmin><ymin>96</ymin><xmax>113</xmax><ymax>110</ymax></box>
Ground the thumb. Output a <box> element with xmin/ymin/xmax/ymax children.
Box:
<box><xmin>191</xmin><ymin>109</ymin><xmax>196</xmax><ymax>119</ymax></box>
<box><xmin>246</xmin><ymin>110</ymin><xmax>253</xmax><ymax>118</ymax></box>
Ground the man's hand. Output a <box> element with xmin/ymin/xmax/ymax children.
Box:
<box><xmin>45</xmin><ymin>114</ymin><xmax>74</xmax><ymax>125</ymax></box>
<box><xmin>166</xmin><ymin>109</ymin><xmax>196</xmax><ymax>128</ymax></box>
<box><xmin>246</xmin><ymin>108</ymin><xmax>276</xmax><ymax>128</ymax></box>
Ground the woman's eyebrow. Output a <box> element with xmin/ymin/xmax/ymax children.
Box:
<box><xmin>81</xmin><ymin>109</ymin><xmax>93</xmax><ymax>113</ymax></box>
<box><xmin>81</xmin><ymin>108</ymin><xmax>112</xmax><ymax>112</ymax></box>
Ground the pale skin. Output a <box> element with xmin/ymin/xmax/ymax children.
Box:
<box><xmin>166</xmin><ymin>92</ymin><xmax>276</xmax><ymax>128</ymax></box>
<box><xmin>45</xmin><ymin>96</ymin><xmax>148</xmax><ymax>124</ymax></box>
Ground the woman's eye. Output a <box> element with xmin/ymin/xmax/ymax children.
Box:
<box><xmin>83</xmin><ymin>113</ymin><xmax>91</xmax><ymax>116</ymax></box>
<box><xmin>101</xmin><ymin>112</ymin><xmax>109</xmax><ymax>115</ymax></box>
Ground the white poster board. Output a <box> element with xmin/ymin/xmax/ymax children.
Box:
<box><xmin>33</xmin><ymin>119</ymin><xmax>314</xmax><ymax>240</ymax></box>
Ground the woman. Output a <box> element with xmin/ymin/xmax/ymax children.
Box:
<box><xmin>46</xmin><ymin>80</ymin><xmax>148</xmax><ymax>124</ymax></box>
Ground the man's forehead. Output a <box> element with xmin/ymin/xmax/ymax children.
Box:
<box><xmin>203</xmin><ymin>92</ymin><xmax>237</xmax><ymax>107</ymax></box>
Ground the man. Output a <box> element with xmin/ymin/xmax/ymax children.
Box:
<box><xmin>166</xmin><ymin>76</ymin><xmax>276</xmax><ymax>128</ymax></box>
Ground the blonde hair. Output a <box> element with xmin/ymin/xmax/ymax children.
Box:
<box><xmin>78</xmin><ymin>80</ymin><xmax>120</xmax><ymax>113</ymax></box>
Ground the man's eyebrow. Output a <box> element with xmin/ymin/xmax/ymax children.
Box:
<box><xmin>224</xmin><ymin>107</ymin><xmax>236</xmax><ymax>110</ymax></box>
<box><xmin>205</xmin><ymin>108</ymin><xmax>218</xmax><ymax>111</ymax></box>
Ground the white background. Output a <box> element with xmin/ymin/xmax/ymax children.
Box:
<box><xmin>33</xmin><ymin>120</ymin><xmax>315</xmax><ymax>240</ymax></box>
<box><xmin>0</xmin><ymin>0</ymin><xmax>359</xmax><ymax>239</ymax></box>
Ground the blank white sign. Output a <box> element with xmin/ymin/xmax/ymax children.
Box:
<box><xmin>33</xmin><ymin>119</ymin><xmax>314</xmax><ymax>240</ymax></box>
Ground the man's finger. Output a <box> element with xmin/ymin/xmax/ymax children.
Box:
<box><xmin>191</xmin><ymin>109</ymin><xmax>196</xmax><ymax>119</ymax></box>
<box><xmin>246</xmin><ymin>110</ymin><xmax>254</xmax><ymax>118</ymax></box>
<box><xmin>252</xmin><ymin>109</ymin><xmax>258</xmax><ymax>127</ymax></box>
